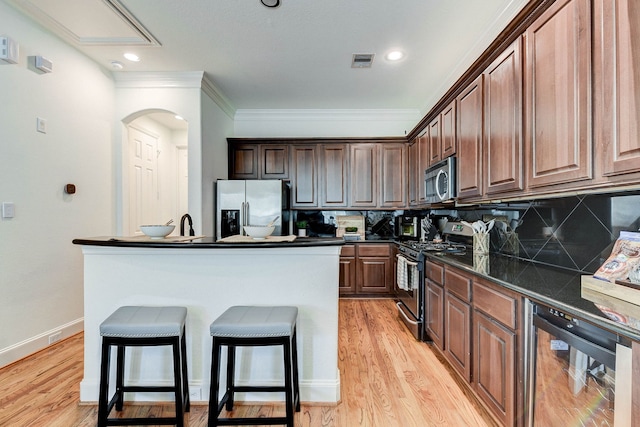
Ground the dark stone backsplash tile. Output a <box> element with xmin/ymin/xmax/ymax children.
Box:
<box><xmin>461</xmin><ymin>191</ymin><xmax>640</xmax><ymax>274</ymax></box>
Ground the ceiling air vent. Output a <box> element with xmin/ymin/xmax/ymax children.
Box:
<box><xmin>351</xmin><ymin>53</ymin><xmax>375</xmax><ymax>68</ymax></box>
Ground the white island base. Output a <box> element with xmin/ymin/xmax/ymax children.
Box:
<box><xmin>78</xmin><ymin>243</ymin><xmax>341</xmax><ymax>404</ymax></box>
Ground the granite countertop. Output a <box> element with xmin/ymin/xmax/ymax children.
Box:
<box><xmin>427</xmin><ymin>251</ymin><xmax>640</xmax><ymax>342</ymax></box>
<box><xmin>72</xmin><ymin>236</ymin><xmax>345</xmax><ymax>249</ymax></box>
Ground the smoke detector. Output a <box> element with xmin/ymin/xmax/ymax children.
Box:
<box><xmin>351</xmin><ymin>53</ymin><xmax>374</xmax><ymax>68</ymax></box>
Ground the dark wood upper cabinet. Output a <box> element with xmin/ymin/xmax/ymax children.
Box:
<box><xmin>319</xmin><ymin>144</ymin><xmax>349</xmax><ymax>207</ymax></box>
<box><xmin>593</xmin><ymin>0</ymin><xmax>640</xmax><ymax>181</ymax></box>
<box><xmin>229</xmin><ymin>144</ymin><xmax>259</xmax><ymax>179</ymax></box>
<box><xmin>456</xmin><ymin>75</ymin><xmax>484</xmax><ymax>200</ymax></box>
<box><xmin>428</xmin><ymin>116</ymin><xmax>442</xmax><ymax>165</ymax></box>
<box><xmin>350</xmin><ymin>144</ymin><xmax>378</xmax><ymax>208</ymax></box>
<box><xmin>408</xmin><ymin>139</ymin><xmax>419</xmax><ymax>206</ymax></box>
<box><xmin>417</xmin><ymin>131</ymin><xmax>429</xmax><ymax>205</ymax></box>
<box><xmin>484</xmin><ymin>37</ymin><xmax>524</xmax><ymax>196</ymax></box>
<box><xmin>525</xmin><ymin>0</ymin><xmax>592</xmax><ymax>189</ymax></box>
<box><xmin>379</xmin><ymin>143</ymin><xmax>407</xmax><ymax>208</ymax></box>
<box><xmin>291</xmin><ymin>145</ymin><xmax>318</xmax><ymax>208</ymax></box>
<box><xmin>259</xmin><ymin>144</ymin><xmax>289</xmax><ymax>179</ymax></box>
<box><xmin>441</xmin><ymin>100</ymin><xmax>457</xmax><ymax>159</ymax></box>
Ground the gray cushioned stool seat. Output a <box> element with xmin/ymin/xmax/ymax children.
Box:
<box><xmin>100</xmin><ymin>306</ymin><xmax>187</xmax><ymax>338</ymax></box>
<box><xmin>210</xmin><ymin>305</ymin><xmax>298</xmax><ymax>338</ymax></box>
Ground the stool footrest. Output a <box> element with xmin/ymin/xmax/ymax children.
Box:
<box><xmin>120</xmin><ymin>385</ymin><xmax>178</xmax><ymax>393</ymax></box>
<box><xmin>232</xmin><ymin>385</ymin><xmax>287</xmax><ymax>393</ymax></box>
<box><xmin>215</xmin><ymin>417</ymin><xmax>289</xmax><ymax>426</ymax></box>
<box><xmin>102</xmin><ymin>417</ymin><xmax>182</xmax><ymax>426</ymax></box>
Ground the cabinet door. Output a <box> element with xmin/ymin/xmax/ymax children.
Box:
<box><xmin>594</xmin><ymin>0</ymin><xmax>640</xmax><ymax>180</ymax></box>
<box><xmin>379</xmin><ymin>143</ymin><xmax>407</xmax><ymax>208</ymax></box>
<box><xmin>260</xmin><ymin>144</ymin><xmax>289</xmax><ymax>179</ymax></box>
<box><xmin>229</xmin><ymin>144</ymin><xmax>259</xmax><ymax>179</ymax></box>
<box><xmin>350</xmin><ymin>144</ymin><xmax>378</xmax><ymax>208</ymax></box>
<box><xmin>291</xmin><ymin>145</ymin><xmax>318</xmax><ymax>208</ymax></box>
<box><xmin>474</xmin><ymin>310</ymin><xmax>516</xmax><ymax>427</ymax></box>
<box><xmin>456</xmin><ymin>75</ymin><xmax>484</xmax><ymax>200</ymax></box>
<box><xmin>484</xmin><ymin>38</ymin><xmax>524</xmax><ymax>196</ymax></box>
<box><xmin>441</xmin><ymin>100</ymin><xmax>457</xmax><ymax>159</ymax></box>
<box><xmin>426</xmin><ymin>281</ymin><xmax>444</xmax><ymax>350</ymax></box>
<box><xmin>357</xmin><ymin>256</ymin><xmax>392</xmax><ymax>294</ymax></box>
<box><xmin>428</xmin><ymin>116</ymin><xmax>442</xmax><ymax>165</ymax></box>
<box><xmin>445</xmin><ymin>293</ymin><xmax>472</xmax><ymax>382</ymax></box>
<box><xmin>408</xmin><ymin>139</ymin><xmax>419</xmax><ymax>206</ymax></box>
<box><xmin>319</xmin><ymin>144</ymin><xmax>348</xmax><ymax>207</ymax></box>
<box><xmin>525</xmin><ymin>0</ymin><xmax>592</xmax><ymax>189</ymax></box>
<box><xmin>339</xmin><ymin>259</ymin><xmax>356</xmax><ymax>295</ymax></box>
<box><xmin>417</xmin><ymin>131</ymin><xmax>429</xmax><ymax>204</ymax></box>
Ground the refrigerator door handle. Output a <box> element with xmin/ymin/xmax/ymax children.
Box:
<box><xmin>245</xmin><ymin>202</ymin><xmax>250</xmax><ymax>226</ymax></box>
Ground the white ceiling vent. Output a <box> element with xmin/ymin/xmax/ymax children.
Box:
<box><xmin>351</xmin><ymin>53</ymin><xmax>374</xmax><ymax>68</ymax></box>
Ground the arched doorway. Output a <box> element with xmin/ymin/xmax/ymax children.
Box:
<box><xmin>124</xmin><ymin>110</ymin><xmax>189</xmax><ymax>236</ymax></box>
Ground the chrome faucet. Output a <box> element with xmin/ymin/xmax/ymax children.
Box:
<box><xmin>180</xmin><ymin>214</ymin><xmax>195</xmax><ymax>236</ymax></box>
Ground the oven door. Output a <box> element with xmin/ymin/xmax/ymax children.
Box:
<box><xmin>395</xmin><ymin>254</ymin><xmax>423</xmax><ymax>340</ymax></box>
<box><xmin>527</xmin><ymin>303</ymin><xmax>632</xmax><ymax>426</ymax></box>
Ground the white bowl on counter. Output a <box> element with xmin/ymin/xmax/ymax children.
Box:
<box><xmin>140</xmin><ymin>225</ymin><xmax>175</xmax><ymax>239</ymax></box>
<box><xmin>243</xmin><ymin>225</ymin><xmax>275</xmax><ymax>240</ymax></box>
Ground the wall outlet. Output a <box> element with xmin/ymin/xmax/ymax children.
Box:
<box><xmin>48</xmin><ymin>331</ymin><xmax>62</xmax><ymax>344</ymax></box>
<box><xmin>189</xmin><ymin>387</ymin><xmax>202</xmax><ymax>401</ymax></box>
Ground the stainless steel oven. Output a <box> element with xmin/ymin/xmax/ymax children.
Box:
<box><xmin>395</xmin><ymin>242</ymin><xmax>425</xmax><ymax>340</ymax></box>
<box><xmin>425</xmin><ymin>156</ymin><xmax>456</xmax><ymax>204</ymax></box>
<box><xmin>526</xmin><ymin>300</ymin><xmax>632</xmax><ymax>427</ymax></box>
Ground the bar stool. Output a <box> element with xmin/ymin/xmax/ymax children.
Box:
<box><xmin>97</xmin><ymin>306</ymin><xmax>190</xmax><ymax>427</ymax></box>
<box><xmin>208</xmin><ymin>305</ymin><xmax>300</xmax><ymax>427</ymax></box>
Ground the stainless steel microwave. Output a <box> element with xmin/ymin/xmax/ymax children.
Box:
<box><xmin>425</xmin><ymin>157</ymin><xmax>456</xmax><ymax>204</ymax></box>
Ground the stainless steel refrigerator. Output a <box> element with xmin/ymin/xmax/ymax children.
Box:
<box><xmin>215</xmin><ymin>180</ymin><xmax>290</xmax><ymax>240</ymax></box>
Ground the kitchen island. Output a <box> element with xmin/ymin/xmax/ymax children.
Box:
<box><xmin>72</xmin><ymin>236</ymin><xmax>343</xmax><ymax>404</ymax></box>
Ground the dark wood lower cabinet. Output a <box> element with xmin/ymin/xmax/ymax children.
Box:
<box><xmin>473</xmin><ymin>310</ymin><xmax>516</xmax><ymax>427</ymax></box>
<box><xmin>445</xmin><ymin>293</ymin><xmax>472</xmax><ymax>382</ymax></box>
<box><xmin>339</xmin><ymin>243</ymin><xmax>393</xmax><ymax>297</ymax></box>
<box><xmin>425</xmin><ymin>280</ymin><xmax>444</xmax><ymax>349</ymax></box>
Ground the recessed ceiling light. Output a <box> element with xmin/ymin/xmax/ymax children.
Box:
<box><xmin>110</xmin><ymin>61</ymin><xmax>124</xmax><ymax>70</ymax></box>
<box><xmin>386</xmin><ymin>51</ymin><xmax>404</xmax><ymax>61</ymax></box>
<box><xmin>261</xmin><ymin>0</ymin><xmax>280</xmax><ymax>7</ymax></box>
<box><xmin>175</xmin><ymin>115</ymin><xmax>184</xmax><ymax>121</ymax></box>
<box><xmin>123</xmin><ymin>53</ymin><xmax>140</xmax><ymax>62</ymax></box>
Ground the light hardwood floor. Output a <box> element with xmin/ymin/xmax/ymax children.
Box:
<box><xmin>0</xmin><ymin>299</ymin><xmax>494</xmax><ymax>426</ymax></box>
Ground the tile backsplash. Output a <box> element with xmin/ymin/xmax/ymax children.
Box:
<box><xmin>465</xmin><ymin>192</ymin><xmax>640</xmax><ymax>274</ymax></box>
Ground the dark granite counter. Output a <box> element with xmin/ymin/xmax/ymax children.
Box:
<box><xmin>427</xmin><ymin>251</ymin><xmax>640</xmax><ymax>342</ymax></box>
<box><xmin>73</xmin><ymin>236</ymin><xmax>344</xmax><ymax>249</ymax></box>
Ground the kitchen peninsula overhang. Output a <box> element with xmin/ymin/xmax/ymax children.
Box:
<box><xmin>72</xmin><ymin>236</ymin><xmax>344</xmax><ymax>249</ymax></box>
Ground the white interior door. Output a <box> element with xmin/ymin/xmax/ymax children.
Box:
<box><xmin>129</xmin><ymin>126</ymin><xmax>159</xmax><ymax>235</ymax></box>
<box><xmin>176</xmin><ymin>146</ymin><xmax>188</xmax><ymax>220</ymax></box>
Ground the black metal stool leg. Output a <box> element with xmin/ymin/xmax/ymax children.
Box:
<box><xmin>283</xmin><ymin>338</ymin><xmax>295</xmax><ymax>427</ymax></box>
<box><xmin>225</xmin><ymin>345</ymin><xmax>236</xmax><ymax>411</ymax></box>
<box><xmin>115</xmin><ymin>345</ymin><xmax>125</xmax><ymax>411</ymax></box>
<box><xmin>97</xmin><ymin>338</ymin><xmax>111</xmax><ymax>427</ymax></box>
<box><xmin>209</xmin><ymin>338</ymin><xmax>222</xmax><ymax>427</ymax></box>
<box><xmin>292</xmin><ymin>328</ymin><xmax>300</xmax><ymax>412</ymax></box>
<box><xmin>180</xmin><ymin>327</ymin><xmax>190</xmax><ymax>412</ymax></box>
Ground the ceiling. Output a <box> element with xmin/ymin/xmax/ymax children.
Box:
<box><xmin>6</xmin><ymin>0</ymin><xmax>529</xmax><ymax>118</ymax></box>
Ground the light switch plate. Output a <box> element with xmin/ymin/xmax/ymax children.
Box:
<box><xmin>37</xmin><ymin>117</ymin><xmax>46</xmax><ymax>133</ymax></box>
<box><xmin>2</xmin><ymin>202</ymin><xmax>15</xmax><ymax>218</ymax></box>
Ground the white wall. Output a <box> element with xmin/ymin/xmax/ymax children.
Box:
<box><xmin>233</xmin><ymin>109</ymin><xmax>421</xmax><ymax>137</ymax></box>
<box><xmin>0</xmin><ymin>2</ymin><xmax>115</xmax><ymax>366</ymax></box>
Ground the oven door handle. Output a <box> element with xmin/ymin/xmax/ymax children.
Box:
<box><xmin>533</xmin><ymin>314</ymin><xmax>617</xmax><ymax>368</ymax></box>
<box><xmin>396</xmin><ymin>302</ymin><xmax>419</xmax><ymax>325</ymax></box>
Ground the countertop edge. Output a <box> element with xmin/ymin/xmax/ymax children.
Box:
<box><xmin>72</xmin><ymin>236</ymin><xmax>345</xmax><ymax>249</ymax></box>
<box><xmin>427</xmin><ymin>252</ymin><xmax>640</xmax><ymax>342</ymax></box>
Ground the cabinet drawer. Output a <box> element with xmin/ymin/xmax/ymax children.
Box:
<box><xmin>444</xmin><ymin>268</ymin><xmax>471</xmax><ymax>302</ymax></box>
<box><xmin>358</xmin><ymin>244</ymin><xmax>390</xmax><ymax>257</ymax></box>
<box><xmin>425</xmin><ymin>260</ymin><xmax>444</xmax><ymax>285</ymax></box>
<box><xmin>341</xmin><ymin>244</ymin><xmax>356</xmax><ymax>257</ymax></box>
<box><xmin>473</xmin><ymin>280</ymin><xmax>518</xmax><ymax>330</ymax></box>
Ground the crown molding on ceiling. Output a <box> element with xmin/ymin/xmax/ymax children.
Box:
<box><xmin>234</xmin><ymin>109</ymin><xmax>421</xmax><ymax>123</ymax></box>
<box><xmin>112</xmin><ymin>71</ymin><xmax>236</xmax><ymax>120</ymax></box>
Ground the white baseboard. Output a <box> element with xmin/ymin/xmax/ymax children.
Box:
<box><xmin>0</xmin><ymin>318</ymin><xmax>84</xmax><ymax>368</ymax></box>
